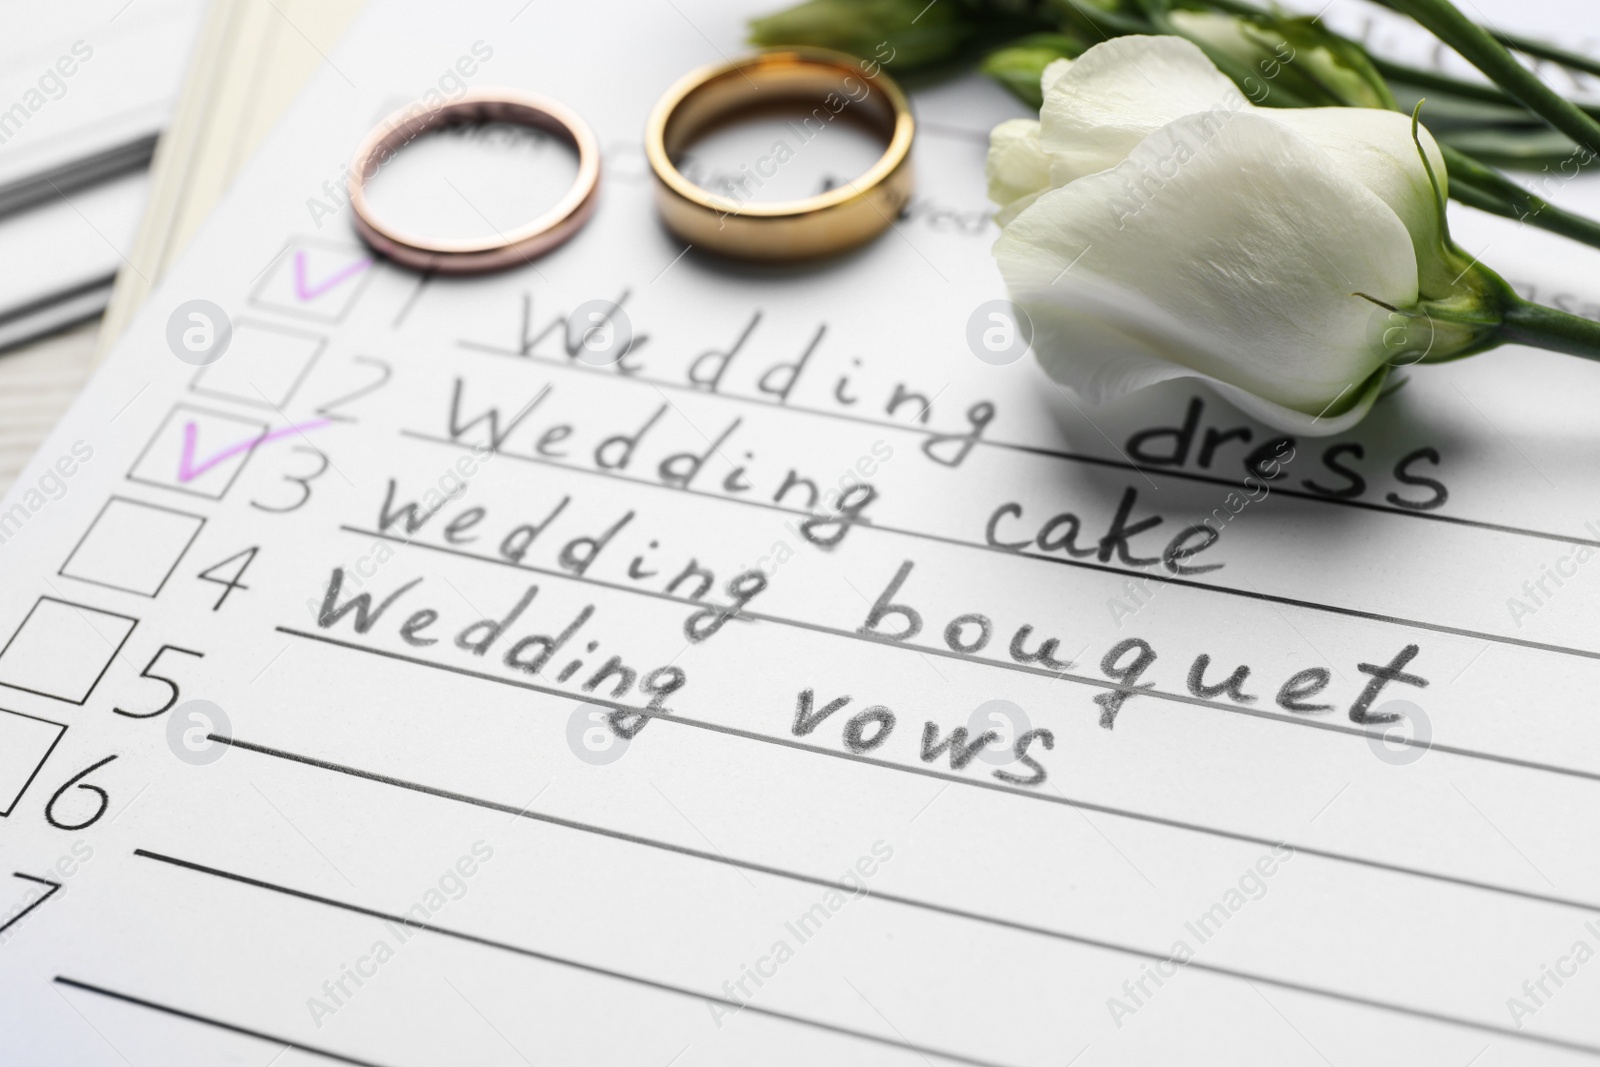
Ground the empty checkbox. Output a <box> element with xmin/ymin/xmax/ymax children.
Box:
<box><xmin>60</xmin><ymin>497</ymin><xmax>205</xmax><ymax>597</ymax></box>
<box><xmin>0</xmin><ymin>598</ymin><xmax>137</xmax><ymax>705</ymax></box>
<box><xmin>189</xmin><ymin>319</ymin><xmax>324</xmax><ymax>409</ymax></box>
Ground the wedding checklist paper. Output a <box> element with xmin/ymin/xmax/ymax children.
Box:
<box><xmin>3</xmin><ymin>1</ymin><xmax>1600</xmax><ymax>1064</ymax></box>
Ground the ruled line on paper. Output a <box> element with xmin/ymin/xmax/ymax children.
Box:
<box><xmin>333</xmin><ymin>523</ymin><xmax>1600</xmax><ymax>781</ymax></box>
<box><xmin>392</xmin><ymin>433</ymin><xmax>1600</xmax><ymax>666</ymax></box>
<box><xmin>132</xmin><ymin>817</ymin><xmax>1600</xmax><ymax>1056</ymax></box>
<box><xmin>120</xmin><ymin>852</ymin><xmax>1025</xmax><ymax>1067</ymax></box>
<box><xmin>457</xmin><ymin>338</ymin><xmax>1600</xmax><ymax>551</ymax></box>
<box><xmin>53</xmin><ymin>977</ymin><xmax>392</xmax><ymax>1067</ymax></box>
<box><xmin>249</xmin><ymin>640</ymin><xmax>1600</xmax><ymax>915</ymax></box>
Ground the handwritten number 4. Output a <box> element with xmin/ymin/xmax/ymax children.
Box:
<box><xmin>198</xmin><ymin>547</ymin><xmax>259</xmax><ymax>610</ymax></box>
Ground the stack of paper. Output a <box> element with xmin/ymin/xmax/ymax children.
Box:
<box><xmin>0</xmin><ymin>0</ymin><xmax>205</xmax><ymax>351</ymax></box>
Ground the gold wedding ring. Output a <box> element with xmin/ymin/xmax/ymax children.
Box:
<box><xmin>645</xmin><ymin>48</ymin><xmax>915</xmax><ymax>260</ymax></box>
<box><xmin>348</xmin><ymin>89</ymin><xmax>600</xmax><ymax>274</ymax></box>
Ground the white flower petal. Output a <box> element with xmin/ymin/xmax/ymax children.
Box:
<box><xmin>996</xmin><ymin>110</ymin><xmax>1418</xmax><ymax>420</ymax></box>
<box><xmin>1019</xmin><ymin>279</ymin><xmax>1388</xmax><ymax>435</ymax></box>
<box><xmin>986</xmin><ymin>118</ymin><xmax>1051</xmax><ymax>227</ymax></box>
<box><xmin>1270</xmin><ymin>107</ymin><xmax>1449</xmax><ymax>289</ymax></box>
<box><xmin>1040</xmin><ymin>57</ymin><xmax>1072</xmax><ymax>95</ymax></box>
<box><xmin>1039</xmin><ymin>35</ymin><xmax>1247</xmax><ymax>184</ymax></box>
<box><xmin>1207</xmin><ymin>368</ymin><xmax>1388</xmax><ymax>436</ymax></box>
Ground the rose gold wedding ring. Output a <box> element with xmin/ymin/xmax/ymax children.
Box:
<box><xmin>348</xmin><ymin>88</ymin><xmax>600</xmax><ymax>274</ymax></box>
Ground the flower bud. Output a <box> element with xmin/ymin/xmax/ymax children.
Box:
<box><xmin>987</xmin><ymin>36</ymin><xmax>1513</xmax><ymax>435</ymax></box>
<box><xmin>1169</xmin><ymin>11</ymin><xmax>1394</xmax><ymax>111</ymax></box>
<box><xmin>981</xmin><ymin>33</ymin><xmax>1086</xmax><ymax>107</ymax></box>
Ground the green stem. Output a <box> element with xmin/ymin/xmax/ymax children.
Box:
<box><xmin>1437</xmin><ymin>133</ymin><xmax>1584</xmax><ymax>171</ymax></box>
<box><xmin>1493</xmin><ymin>29</ymin><xmax>1600</xmax><ymax>83</ymax></box>
<box><xmin>1045</xmin><ymin>0</ymin><xmax>1151</xmax><ymax>38</ymax></box>
<box><xmin>1374</xmin><ymin>58</ymin><xmax>1525</xmax><ymax>110</ymax></box>
<box><xmin>1383</xmin><ymin>0</ymin><xmax>1600</xmax><ymax>154</ymax></box>
<box><xmin>1439</xmin><ymin>144</ymin><xmax>1600</xmax><ymax>248</ymax></box>
<box><xmin>1373</xmin><ymin>54</ymin><xmax>1600</xmax><ymax>125</ymax></box>
<box><xmin>1184</xmin><ymin>0</ymin><xmax>1253</xmax><ymax>14</ymax></box>
<box><xmin>1500</xmin><ymin>298</ymin><xmax>1600</xmax><ymax>359</ymax></box>
<box><xmin>1362</xmin><ymin>0</ymin><xmax>1600</xmax><ymax>82</ymax></box>
<box><xmin>1211</xmin><ymin>0</ymin><xmax>1600</xmax><ymax>124</ymax></box>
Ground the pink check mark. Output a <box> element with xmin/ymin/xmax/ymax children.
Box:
<box><xmin>177</xmin><ymin>419</ymin><xmax>330</xmax><ymax>483</ymax></box>
<box><xmin>292</xmin><ymin>250</ymin><xmax>370</xmax><ymax>301</ymax></box>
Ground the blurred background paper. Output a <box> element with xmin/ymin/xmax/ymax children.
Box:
<box><xmin>0</xmin><ymin>0</ymin><xmax>363</xmax><ymax>493</ymax></box>
<box><xmin>0</xmin><ymin>0</ymin><xmax>206</xmax><ymax>488</ymax></box>
<box><xmin>0</xmin><ymin>0</ymin><xmax>207</xmax><ymax>351</ymax></box>
<box><xmin>95</xmin><ymin>0</ymin><xmax>367</xmax><ymax>351</ymax></box>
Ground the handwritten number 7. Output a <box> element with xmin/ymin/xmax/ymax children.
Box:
<box><xmin>250</xmin><ymin>447</ymin><xmax>329</xmax><ymax>513</ymax></box>
<box><xmin>113</xmin><ymin>645</ymin><xmax>204</xmax><ymax>718</ymax></box>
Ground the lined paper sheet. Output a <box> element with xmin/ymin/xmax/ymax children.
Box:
<box><xmin>2</xmin><ymin>2</ymin><xmax>1600</xmax><ymax>1064</ymax></box>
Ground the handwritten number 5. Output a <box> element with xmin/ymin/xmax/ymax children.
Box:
<box><xmin>113</xmin><ymin>645</ymin><xmax>204</xmax><ymax>719</ymax></box>
<box><xmin>251</xmin><ymin>446</ymin><xmax>329</xmax><ymax>513</ymax></box>
<box><xmin>45</xmin><ymin>755</ymin><xmax>116</xmax><ymax>830</ymax></box>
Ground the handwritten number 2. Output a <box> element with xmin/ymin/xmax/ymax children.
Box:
<box><xmin>44</xmin><ymin>755</ymin><xmax>116</xmax><ymax>831</ymax></box>
<box><xmin>250</xmin><ymin>447</ymin><xmax>329</xmax><ymax>513</ymax></box>
<box><xmin>315</xmin><ymin>356</ymin><xmax>392</xmax><ymax>423</ymax></box>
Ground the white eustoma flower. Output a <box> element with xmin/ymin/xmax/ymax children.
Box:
<box><xmin>987</xmin><ymin>35</ymin><xmax>1455</xmax><ymax>434</ymax></box>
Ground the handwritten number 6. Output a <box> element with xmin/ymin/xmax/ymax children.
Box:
<box><xmin>250</xmin><ymin>446</ymin><xmax>330</xmax><ymax>513</ymax></box>
<box><xmin>45</xmin><ymin>755</ymin><xmax>116</xmax><ymax>831</ymax></box>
